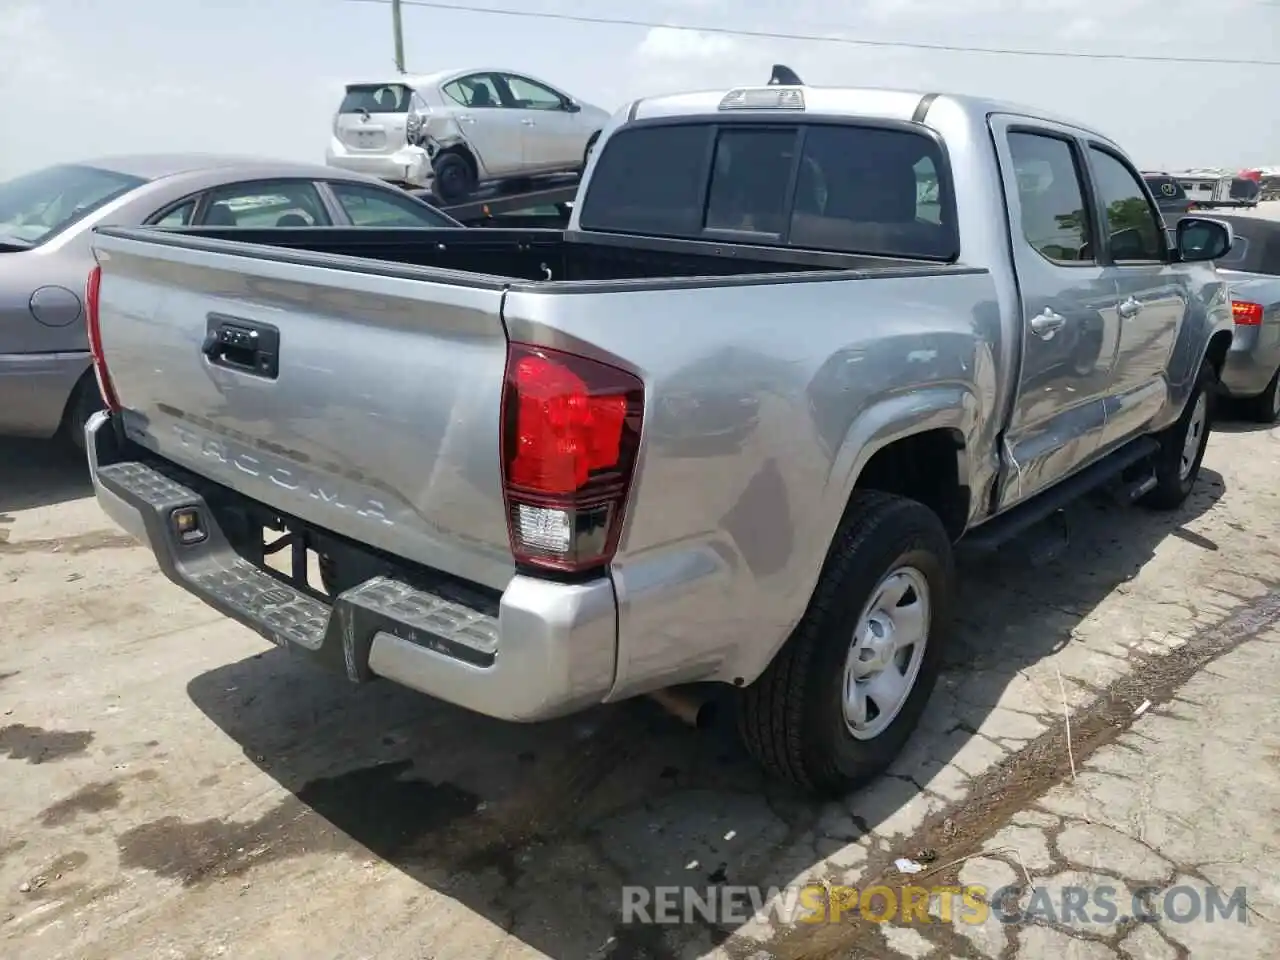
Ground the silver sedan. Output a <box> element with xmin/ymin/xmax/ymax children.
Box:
<box><xmin>0</xmin><ymin>155</ymin><xmax>459</xmax><ymax>447</ymax></box>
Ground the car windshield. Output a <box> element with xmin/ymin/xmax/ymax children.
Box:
<box><xmin>0</xmin><ymin>164</ymin><xmax>146</xmax><ymax>247</ymax></box>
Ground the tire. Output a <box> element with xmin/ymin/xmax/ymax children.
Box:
<box><xmin>1243</xmin><ymin>367</ymin><xmax>1280</xmax><ymax>424</ymax></box>
<box><xmin>432</xmin><ymin>152</ymin><xmax>475</xmax><ymax>203</ymax></box>
<box><xmin>60</xmin><ymin>373</ymin><xmax>104</xmax><ymax>453</ymax></box>
<box><xmin>736</xmin><ymin>491</ymin><xmax>955</xmax><ymax>796</ymax></box>
<box><xmin>1139</xmin><ymin>359</ymin><xmax>1214</xmax><ymax>510</ymax></box>
<box><xmin>582</xmin><ymin>132</ymin><xmax>600</xmax><ymax>170</ymax></box>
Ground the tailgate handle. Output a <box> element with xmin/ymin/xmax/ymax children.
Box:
<box><xmin>202</xmin><ymin>314</ymin><xmax>280</xmax><ymax>379</ymax></box>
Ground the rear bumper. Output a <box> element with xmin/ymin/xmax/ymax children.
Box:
<box><xmin>85</xmin><ymin>411</ymin><xmax>617</xmax><ymax>722</ymax></box>
<box><xmin>0</xmin><ymin>351</ymin><xmax>89</xmax><ymax>438</ymax></box>
<box><xmin>325</xmin><ymin>139</ymin><xmax>433</xmax><ymax>188</ymax></box>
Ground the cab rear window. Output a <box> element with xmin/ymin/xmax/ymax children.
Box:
<box><xmin>339</xmin><ymin>84</ymin><xmax>413</xmax><ymax>114</ymax></box>
<box><xmin>579</xmin><ymin>121</ymin><xmax>958</xmax><ymax>261</ymax></box>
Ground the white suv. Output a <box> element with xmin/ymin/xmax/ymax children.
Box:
<box><xmin>325</xmin><ymin>68</ymin><xmax>611</xmax><ymax>202</ymax></box>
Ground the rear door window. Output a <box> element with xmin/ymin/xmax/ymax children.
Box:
<box><xmin>441</xmin><ymin>74</ymin><xmax>504</xmax><ymax>109</ymax></box>
<box><xmin>200</xmin><ymin>181</ymin><xmax>332</xmax><ymax>227</ymax></box>
<box><xmin>579</xmin><ymin>121</ymin><xmax>957</xmax><ymax>260</ymax></box>
<box><xmin>339</xmin><ymin>84</ymin><xmax>413</xmax><ymax>114</ymax></box>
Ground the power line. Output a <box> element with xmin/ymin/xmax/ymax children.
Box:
<box><xmin>342</xmin><ymin>0</ymin><xmax>1280</xmax><ymax>66</ymax></box>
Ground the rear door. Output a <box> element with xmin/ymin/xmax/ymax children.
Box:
<box><xmin>334</xmin><ymin>83</ymin><xmax>414</xmax><ymax>157</ymax></box>
<box><xmin>440</xmin><ymin>74</ymin><xmax>522</xmax><ymax>178</ymax></box>
<box><xmin>990</xmin><ymin>117</ymin><xmax>1121</xmax><ymax>511</ymax></box>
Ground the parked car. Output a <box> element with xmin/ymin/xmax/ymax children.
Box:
<box><xmin>1195</xmin><ymin>213</ymin><xmax>1280</xmax><ymax>421</ymax></box>
<box><xmin>325</xmin><ymin>70</ymin><xmax>611</xmax><ymax>202</ymax></box>
<box><xmin>85</xmin><ymin>82</ymin><xmax>1233</xmax><ymax>796</ymax></box>
<box><xmin>0</xmin><ymin>155</ymin><xmax>460</xmax><ymax>448</ymax></box>
<box><xmin>1141</xmin><ymin>173</ymin><xmax>1192</xmax><ymax>222</ymax></box>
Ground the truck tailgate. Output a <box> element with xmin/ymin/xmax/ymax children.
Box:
<box><xmin>91</xmin><ymin>228</ymin><xmax>516</xmax><ymax>592</ymax></box>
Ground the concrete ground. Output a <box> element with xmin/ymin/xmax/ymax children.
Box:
<box><xmin>2</xmin><ymin>412</ymin><xmax>1278</xmax><ymax>960</ymax></box>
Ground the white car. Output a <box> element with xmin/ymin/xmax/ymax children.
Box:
<box><xmin>325</xmin><ymin>68</ymin><xmax>612</xmax><ymax>202</ymax></box>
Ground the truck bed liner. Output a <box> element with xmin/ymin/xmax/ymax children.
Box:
<box><xmin>107</xmin><ymin>224</ymin><xmax>970</xmax><ymax>287</ymax></box>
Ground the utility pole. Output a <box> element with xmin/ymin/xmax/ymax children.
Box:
<box><xmin>392</xmin><ymin>0</ymin><xmax>405</xmax><ymax>73</ymax></box>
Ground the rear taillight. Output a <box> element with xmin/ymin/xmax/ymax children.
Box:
<box><xmin>85</xmin><ymin>264</ymin><xmax>120</xmax><ymax>411</ymax></box>
<box><xmin>500</xmin><ymin>342</ymin><xmax>644</xmax><ymax>574</ymax></box>
<box><xmin>1232</xmin><ymin>300</ymin><xmax>1264</xmax><ymax>326</ymax></box>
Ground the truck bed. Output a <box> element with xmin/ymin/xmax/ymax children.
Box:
<box><xmin>131</xmin><ymin>225</ymin><xmax>949</xmax><ymax>285</ymax></box>
<box><xmin>88</xmin><ymin>223</ymin><xmax>989</xmax><ymax>603</ymax></box>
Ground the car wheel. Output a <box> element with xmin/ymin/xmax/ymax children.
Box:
<box><xmin>736</xmin><ymin>491</ymin><xmax>954</xmax><ymax>795</ymax></box>
<box><xmin>432</xmin><ymin>152</ymin><xmax>475</xmax><ymax>204</ymax></box>
<box><xmin>1139</xmin><ymin>359</ymin><xmax>1214</xmax><ymax>510</ymax></box>
<box><xmin>1244</xmin><ymin>367</ymin><xmax>1280</xmax><ymax>424</ymax></box>
<box><xmin>582</xmin><ymin>132</ymin><xmax>600</xmax><ymax>170</ymax></box>
<box><xmin>60</xmin><ymin>373</ymin><xmax>104</xmax><ymax>453</ymax></box>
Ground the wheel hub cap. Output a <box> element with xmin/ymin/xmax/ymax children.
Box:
<box><xmin>842</xmin><ymin>566</ymin><xmax>931</xmax><ymax>741</ymax></box>
<box><xmin>1179</xmin><ymin>393</ymin><xmax>1207</xmax><ymax>480</ymax></box>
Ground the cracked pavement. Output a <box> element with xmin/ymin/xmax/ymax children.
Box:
<box><xmin>2</xmin><ymin>412</ymin><xmax>1279</xmax><ymax>960</ymax></box>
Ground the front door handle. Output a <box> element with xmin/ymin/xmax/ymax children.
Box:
<box><xmin>521</xmin><ymin>118</ymin><xmax>536</xmax><ymax>126</ymax></box>
<box><xmin>457</xmin><ymin>114</ymin><xmax>475</xmax><ymax>123</ymax></box>
<box><xmin>1030</xmin><ymin>308</ymin><xmax>1066</xmax><ymax>339</ymax></box>
<box><xmin>1118</xmin><ymin>296</ymin><xmax>1143</xmax><ymax>319</ymax></box>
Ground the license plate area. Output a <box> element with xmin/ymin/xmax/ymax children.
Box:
<box><xmin>259</xmin><ymin>522</ymin><xmax>329</xmax><ymax>597</ymax></box>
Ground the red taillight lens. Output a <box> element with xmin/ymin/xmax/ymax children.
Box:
<box><xmin>1232</xmin><ymin>300</ymin><xmax>1264</xmax><ymax>326</ymax></box>
<box><xmin>501</xmin><ymin>342</ymin><xmax>643</xmax><ymax>573</ymax></box>
<box><xmin>85</xmin><ymin>264</ymin><xmax>120</xmax><ymax>411</ymax></box>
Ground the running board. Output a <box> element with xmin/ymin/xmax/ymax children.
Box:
<box><xmin>959</xmin><ymin>436</ymin><xmax>1160</xmax><ymax>555</ymax></box>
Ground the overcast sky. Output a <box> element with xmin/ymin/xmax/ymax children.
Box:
<box><xmin>1</xmin><ymin>0</ymin><xmax>1276</xmax><ymax>181</ymax></box>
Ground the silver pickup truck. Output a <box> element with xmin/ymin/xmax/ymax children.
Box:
<box><xmin>84</xmin><ymin>83</ymin><xmax>1235</xmax><ymax>796</ymax></box>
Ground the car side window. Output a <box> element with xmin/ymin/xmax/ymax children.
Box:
<box><xmin>442</xmin><ymin>74</ymin><xmax>503</xmax><ymax>109</ymax></box>
<box><xmin>329</xmin><ymin>182</ymin><xmax>455</xmax><ymax>227</ymax></box>
<box><xmin>503</xmin><ymin>75</ymin><xmax>563</xmax><ymax>111</ymax></box>
<box><xmin>151</xmin><ymin>199</ymin><xmax>196</xmax><ymax>226</ymax></box>
<box><xmin>1088</xmin><ymin>147</ymin><xmax>1166</xmax><ymax>263</ymax></box>
<box><xmin>1007</xmin><ymin>132</ymin><xmax>1095</xmax><ymax>264</ymax></box>
<box><xmin>200</xmin><ymin>181</ymin><xmax>331</xmax><ymax>227</ymax></box>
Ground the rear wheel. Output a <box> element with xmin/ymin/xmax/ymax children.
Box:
<box><xmin>432</xmin><ymin>151</ymin><xmax>476</xmax><ymax>203</ymax></box>
<box><xmin>736</xmin><ymin>491</ymin><xmax>954</xmax><ymax>795</ymax></box>
<box><xmin>59</xmin><ymin>373</ymin><xmax>104</xmax><ymax>452</ymax></box>
<box><xmin>582</xmin><ymin>132</ymin><xmax>601</xmax><ymax>170</ymax></box>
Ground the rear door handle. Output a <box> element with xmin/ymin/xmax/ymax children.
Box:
<box><xmin>203</xmin><ymin>314</ymin><xmax>280</xmax><ymax>379</ymax></box>
<box><xmin>1030</xmin><ymin>308</ymin><xmax>1066</xmax><ymax>339</ymax></box>
<box><xmin>1118</xmin><ymin>296</ymin><xmax>1143</xmax><ymax>319</ymax></box>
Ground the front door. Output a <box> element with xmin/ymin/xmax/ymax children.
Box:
<box><xmin>990</xmin><ymin>117</ymin><xmax>1122</xmax><ymax>512</ymax></box>
<box><xmin>1085</xmin><ymin>145</ymin><xmax>1187</xmax><ymax>450</ymax></box>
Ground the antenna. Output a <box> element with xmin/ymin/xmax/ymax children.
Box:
<box><xmin>769</xmin><ymin>64</ymin><xmax>803</xmax><ymax>85</ymax></box>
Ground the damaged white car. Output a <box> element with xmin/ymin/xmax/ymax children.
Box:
<box><xmin>325</xmin><ymin>69</ymin><xmax>611</xmax><ymax>202</ymax></box>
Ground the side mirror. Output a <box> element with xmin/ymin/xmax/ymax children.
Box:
<box><xmin>1176</xmin><ymin>216</ymin><xmax>1233</xmax><ymax>262</ymax></box>
<box><xmin>563</xmin><ymin>99</ymin><xmax>582</xmax><ymax>113</ymax></box>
